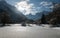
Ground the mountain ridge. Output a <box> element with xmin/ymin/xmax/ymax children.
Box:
<box><xmin>0</xmin><ymin>0</ymin><xmax>27</xmax><ymax>23</ymax></box>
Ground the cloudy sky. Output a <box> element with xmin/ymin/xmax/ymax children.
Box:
<box><xmin>5</xmin><ymin>0</ymin><xmax>60</xmax><ymax>15</ymax></box>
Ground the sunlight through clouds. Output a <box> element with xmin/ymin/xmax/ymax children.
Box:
<box><xmin>15</xmin><ymin>1</ymin><xmax>54</xmax><ymax>15</ymax></box>
<box><xmin>15</xmin><ymin>1</ymin><xmax>33</xmax><ymax>15</ymax></box>
<box><xmin>15</xmin><ymin>0</ymin><xmax>40</xmax><ymax>15</ymax></box>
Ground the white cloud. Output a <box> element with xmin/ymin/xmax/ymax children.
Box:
<box><xmin>40</xmin><ymin>1</ymin><xmax>52</xmax><ymax>6</ymax></box>
<box><xmin>15</xmin><ymin>0</ymin><xmax>40</xmax><ymax>15</ymax></box>
<box><xmin>20</xmin><ymin>0</ymin><xmax>30</xmax><ymax>1</ymax></box>
<box><xmin>39</xmin><ymin>1</ymin><xmax>54</xmax><ymax>11</ymax></box>
<box><xmin>44</xmin><ymin>5</ymin><xmax>53</xmax><ymax>9</ymax></box>
<box><xmin>15</xmin><ymin>1</ymin><xmax>53</xmax><ymax>15</ymax></box>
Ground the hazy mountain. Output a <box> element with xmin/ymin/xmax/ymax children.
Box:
<box><xmin>0</xmin><ymin>0</ymin><xmax>27</xmax><ymax>23</ymax></box>
<box><xmin>26</xmin><ymin>11</ymin><xmax>51</xmax><ymax>20</ymax></box>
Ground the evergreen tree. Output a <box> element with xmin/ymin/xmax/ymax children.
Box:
<box><xmin>0</xmin><ymin>9</ymin><xmax>11</xmax><ymax>26</ymax></box>
<box><xmin>41</xmin><ymin>14</ymin><xmax>47</xmax><ymax>24</ymax></box>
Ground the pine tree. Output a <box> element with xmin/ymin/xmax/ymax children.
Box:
<box><xmin>41</xmin><ymin>14</ymin><xmax>47</xmax><ymax>24</ymax></box>
<box><xmin>0</xmin><ymin>9</ymin><xmax>11</xmax><ymax>26</ymax></box>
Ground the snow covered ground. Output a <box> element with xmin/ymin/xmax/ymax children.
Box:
<box><xmin>0</xmin><ymin>24</ymin><xmax>60</xmax><ymax>38</ymax></box>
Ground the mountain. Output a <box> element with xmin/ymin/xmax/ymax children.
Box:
<box><xmin>26</xmin><ymin>11</ymin><xmax>51</xmax><ymax>20</ymax></box>
<box><xmin>0</xmin><ymin>0</ymin><xmax>27</xmax><ymax>23</ymax></box>
<box><xmin>36</xmin><ymin>3</ymin><xmax>60</xmax><ymax>24</ymax></box>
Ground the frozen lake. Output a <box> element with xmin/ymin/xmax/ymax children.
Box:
<box><xmin>0</xmin><ymin>24</ymin><xmax>60</xmax><ymax>38</ymax></box>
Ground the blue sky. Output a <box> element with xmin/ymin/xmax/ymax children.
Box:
<box><xmin>6</xmin><ymin>0</ymin><xmax>60</xmax><ymax>5</ymax></box>
<box><xmin>5</xmin><ymin>0</ymin><xmax>60</xmax><ymax>15</ymax></box>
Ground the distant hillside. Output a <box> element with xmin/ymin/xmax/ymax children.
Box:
<box><xmin>0</xmin><ymin>0</ymin><xmax>27</xmax><ymax>23</ymax></box>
